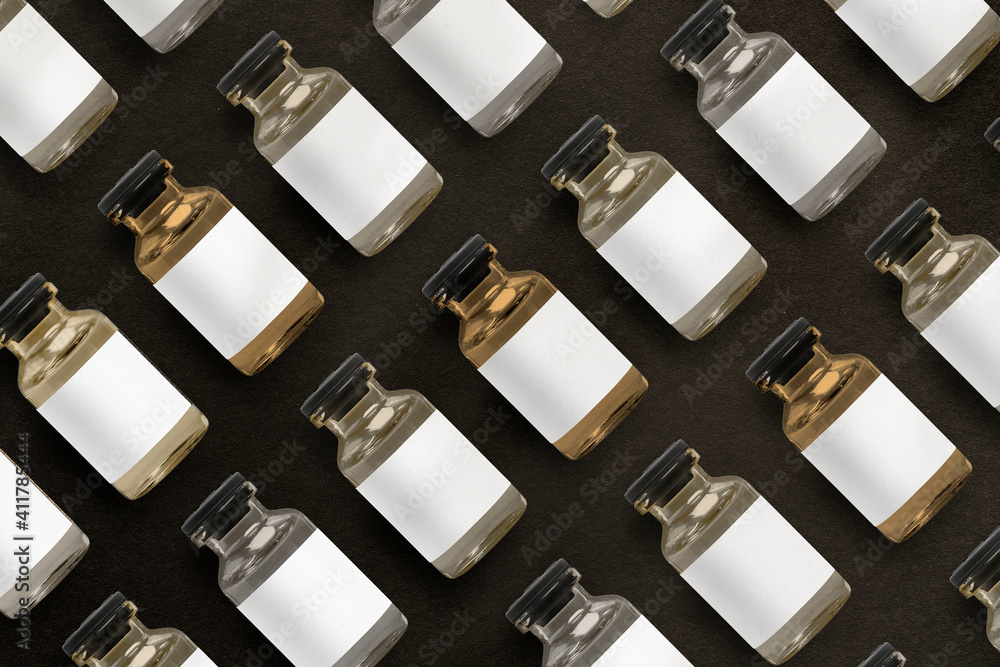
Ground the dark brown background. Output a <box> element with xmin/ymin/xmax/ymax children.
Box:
<box><xmin>2</xmin><ymin>0</ymin><xmax>1000</xmax><ymax>665</ymax></box>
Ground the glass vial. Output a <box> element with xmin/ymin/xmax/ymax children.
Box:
<box><xmin>422</xmin><ymin>235</ymin><xmax>648</xmax><ymax>460</ymax></box>
<box><xmin>866</xmin><ymin>199</ymin><xmax>1000</xmax><ymax>412</ymax></box>
<box><xmin>99</xmin><ymin>151</ymin><xmax>325</xmax><ymax>376</ymax></box>
<box><xmin>0</xmin><ymin>275</ymin><xmax>209</xmax><ymax>500</ymax></box>
<box><xmin>859</xmin><ymin>642</ymin><xmax>906</xmax><ymax>666</ymax></box>
<box><xmin>987</xmin><ymin>116</ymin><xmax>1000</xmax><ymax>151</ymax></box>
<box><xmin>0</xmin><ymin>449</ymin><xmax>88</xmax><ymax>619</ymax></box>
<box><xmin>826</xmin><ymin>0</ymin><xmax>1000</xmax><ymax>102</ymax></box>
<box><xmin>302</xmin><ymin>354</ymin><xmax>526</xmax><ymax>579</ymax></box>
<box><xmin>183</xmin><ymin>473</ymin><xmax>407</xmax><ymax>667</ymax></box>
<box><xmin>0</xmin><ymin>0</ymin><xmax>117</xmax><ymax>172</ymax></box>
<box><xmin>545</xmin><ymin>115</ymin><xmax>767</xmax><ymax>340</ymax></box>
<box><xmin>583</xmin><ymin>0</ymin><xmax>633</xmax><ymax>19</ymax></box>
<box><xmin>218</xmin><ymin>32</ymin><xmax>442</xmax><ymax>257</ymax></box>
<box><xmin>373</xmin><ymin>0</ymin><xmax>563</xmax><ymax>137</ymax></box>
<box><xmin>507</xmin><ymin>558</ymin><xmax>694</xmax><ymax>666</ymax></box>
<box><xmin>748</xmin><ymin>317</ymin><xmax>971</xmax><ymax>543</ymax></box>
<box><xmin>952</xmin><ymin>524</ymin><xmax>1000</xmax><ymax>653</ymax></box>
<box><xmin>661</xmin><ymin>0</ymin><xmax>885</xmax><ymax>221</ymax></box>
<box><xmin>625</xmin><ymin>440</ymin><xmax>850</xmax><ymax>664</ymax></box>
<box><xmin>102</xmin><ymin>0</ymin><xmax>224</xmax><ymax>53</ymax></box>
<box><xmin>64</xmin><ymin>592</ymin><xmax>217</xmax><ymax>667</ymax></box>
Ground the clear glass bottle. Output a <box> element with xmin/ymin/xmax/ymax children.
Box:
<box><xmin>0</xmin><ymin>0</ymin><xmax>117</xmax><ymax>172</ymax></box>
<box><xmin>866</xmin><ymin>199</ymin><xmax>1000</xmax><ymax>412</ymax></box>
<box><xmin>661</xmin><ymin>0</ymin><xmax>885</xmax><ymax>221</ymax></box>
<box><xmin>582</xmin><ymin>0</ymin><xmax>633</xmax><ymax>19</ymax></box>
<box><xmin>218</xmin><ymin>31</ymin><xmax>442</xmax><ymax>257</ymax></box>
<box><xmin>545</xmin><ymin>115</ymin><xmax>767</xmax><ymax>340</ymax></box>
<box><xmin>373</xmin><ymin>0</ymin><xmax>563</xmax><ymax>137</ymax></box>
<box><xmin>102</xmin><ymin>0</ymin><xmax>224</xmax><ymax>53</ymax></box>
<box><xmin>859</xmin><ymin>642</ymin><xmax>906</xmax><ymax>666</ymax></box>
<box><xmin>507</xmin><ymin>558</ymin><xmax>694</xmax><ymax>666</ymax></box>
<box><xmin>625</xmin><ymin>440</ymin><xmax>850</xmax><ymax>664</ymax></box>
<box><xmin>0</xmin><ymin>448</ymin><xmax>89</xmax><ymax>619</ymax></box>
<box><xmin>302</xmin><ymin>354</ymin><xmax>526</xmax><ymax>578</ymax></box>
<box><xmin>0</xmin><ymin>274</ymin><xmax>209</xmax><ymax>500</ymax></box>
<box><xmin>64</xmin><ymin>592</ymin><xmax>217</xmax><ymax>667</ymax></box>
<box><xmin>952</xmin><ymin>524</ymin><xmax>1000</xmax><ymax>653</ymax></box>
<box><xmin>747</xmin><ymin>317</ymin><xmax>971</xmax><ymax>543</ymax></box>
<box><xmin>988</xmin><ymin>116</ymin><xmax>1000</xmax><ymax>151</ymax></box>
<box><xmin>99</xmin><ymin>151</ymin><xmax>325</xmax><ymax>376</ymax></box>
<box><xmin>422</xmin><ymin>235</ymin><xmax>648</xmax><ymax>460</ymax></box>
<box><xmin>183</xmin><ymin>473</ymin><xmax>407</xmax><ymax>667</ymax></box>
<box><xmin>826</xmin><ymin>0</ymin><xmax>1000</xmax><ymax>102</ymax></box>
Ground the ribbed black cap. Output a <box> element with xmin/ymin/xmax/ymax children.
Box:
<box><xmin>986</xmin><ymin>117</ymin><xmax>1000</xmax><ymax>145</ymax></box>
<box><xmin>625</xmin><ymin>440</ymin><xmax>697</xmax><ymax>505</ymax></box>
<box><xmin>0</xmin><ymin>274</ymin><xmax>50</xmax><ymax>344</ymax></box>
<box><xmin>746</xmin><ymin>318</ymin><xmax>819</xmax><ymax>388</ymax></box>
<box><xmin>506</xmin><ymin>559</ymin><xmax>579</xmax><ymax>629</ymax></box>
<box><xmin>62</xmin><ymin>592</ymin><xmax>129</xmax><ymax>658</ymax></box>
<box><xmin>865</xmin><ymin>199</ymin><xmax>935</xmax><ymax>265</ymax></box>
<box><xmin>951</xmin><ymin>524</ymin><xmax>1000</xmax><ymax>589</ymax></box>
<box><xmin>541</xmin><ymin>115</ymin><xmax>612</xmax><ymax>182</ymax></box>
<box><xmin>98</xmin><ymin>151</ymin><xmax>170</xmax><ymax>220</ymax></box>
<box><xmin>182</xmin><ymin>473</ymin><xmax>252</xmax><ymax>539</ymax></box>
<box><xmin>301</xmin><ymin>353</ymin><xmax>372</xmax><ymax>422</ymax></box>
<box><xmin>218</xmin><ymin>31</ymin><xmax>288</xmax><ymax>98</ymax></box>
<box><xmin>661</xmin><ymin>0</ymin><xmax>730</xmax><ymax>64</ymax></box>
<box><xmin>859</xmin><ymin>643</ymin><xmax>904</xmax><ymax>667</ymax></box>
<box><xmin>422</xmin><ymin>235</ymin><xmax>494</xmax><ymax>305</ymax></box>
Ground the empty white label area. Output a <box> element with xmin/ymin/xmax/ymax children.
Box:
<box><xmin>680</xmin><ymin>496</ymin><xmax>835</xmax><ymax>649</ymax></box>
<box><xmin>391</xmin><ymin>0</ymin><xmax>547</xmax><ymax>120</ymax></box>
<box><xmin>237</xmin><ymin>530</ymin><xmax>392</xmax><ymax>667</ymax></box>
<box><xmin>804</xmin><ymin>374</ymin><xmax>956</xmax><ymax>527</ymax></box>
<box><xmin>0</xmin><ymin>4</ymin><xmax>103</xmax><ymax>156</ymax></box>
<box><xmin>103</xmin><ymin>0</ymin><xmax>184</xmax><ymax>38</ymax></box>
<box><xmin>597</xmin><ymin>172</ymin><xmax>752</xmax><ymax>325</ymax></box>
<box><xmin>592</xmin><ymin>615</ymin><xmax>694</xmax><ymax>666</ymax></box>
<box><xmin>0</xmin><ymin>453</ymin><xmax>74</xmax><ymax>594</ymax></box>
<box><xmin>922</xmin><ymin>257</ymin><xmax>1000</xmax><ymax>407</ymax></box>
<box><xmin>357</xmin><ymin>410</ymin><xmax>511</xmax><ymax>563</ymax></box>
<box><xmin>273</xmin><ymin>87</ymin><xmax>428</xmax><ymax>243</ymax></box>
<box><xmin>179</xmin><ymin>649</ymin><xmax>218</xmax><ymax>667</ymax></box>
<box><xmin>836</xmin><ymin>0</ymin><xmax>990</xmax><ymax>85</ymax></box>
<box><xmin>715</xmin><ymin>53</ymin><xmax>872</xmax><ymax>205</ymax></box>
<box><xmin>36</xmin><ymin>332</ymin><xmax>190</xmax><ymax>484</ymax></box>
<box><xmin>478</xmin><ymin>291</ymin><xmax>633</xmax><ymax>444</ymax></box>
<box><xmin>154</xmin><ymin>207</ymin><xmax>308</xmax><ymax>359</ymax></box>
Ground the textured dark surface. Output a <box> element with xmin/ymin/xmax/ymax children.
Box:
<box><xmin>2</xmin><ymin>1</ymin><xmax>1000</xmax><ymax>665</ymax></box>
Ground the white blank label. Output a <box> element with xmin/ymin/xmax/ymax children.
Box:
<box><xmin>103</xmin><ymin>0</ymin><xmax>184</xmax><ymax>38</ymax></box>
<box><xmin>593</xmin><ymin>615</ymin><xmax>693</xmax><ymax>666</ymax></box>
<box><xmin>154</xmin><ymin>207</ymin><xmax>308</xmax><ymax>359</ymax></box>
<box><xmin>0</xmin><ymin>4</ymin><xmax>103</xmax><ymax>156</ymax></box>
<box><xmin>179</xmin><ymin>649</ymin><xmax>218</xmax><ymax>667</ymax></box>
<box><xmin>716</xmin><ymin>53</ymin><xmax>872</xmax><ymax>205</ymax></box>
<box><xmin>597</xmin><ymin>172</ymin><xmax>752</xmax><ymax>325</ymax></box>
<box><xmin>478</xmin><ymin>291</ymin><xmax>632</xmax><ymax>443</ymax></box>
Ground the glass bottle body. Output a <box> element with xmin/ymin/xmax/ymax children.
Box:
<box><xmin>583</xmin><ymin>0</ymin><xmax>633</xmax><ymax>19</ymax></box>
<box><xmin>103</xmin><ymin>0</ymin><xmax>225</xmax><ymax>53</ymax></box>
<box><xmin>70</xmin><ymin>611</ymin><xmax>204</xmax><ymax>667</ymax></box>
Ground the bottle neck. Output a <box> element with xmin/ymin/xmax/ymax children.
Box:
<box><xmin>84</xmin><ymin>618</ymin><xmax>153</xmax><ymax>667</ymax></box>
<box><xmin>3</xmin><ymin>295</ymin><xmax>67</xmax><ymax>360</ymax></box>
<box><xmin>648</xmin><ymin>465</ymin><xmax>713</xmax><ymax>526</ymax></box>
<box><xmin>203</xmin><ymin>496</ymin><xmax>268</xmax><ymax>559</ymax></box>
<box><xmin>528</xmin><ymin>586</ymin><xmax>595</xmax><ymax>644</ymax></box>
<box><xmin>682</xmin><ymin>23</ymin><xmax>749</xmax><ymax>81</ymax></box>
<box><xmin>321</xmin><ymin>379</ymin><xmax>391</xmax><ymax>440</ymax></box>
<box><xmin>766</xmin><ymin>343</ymin><xmax>834</xmax><ymax>404</ymax></box>
<box><xmin>239</xmin><ymin>58</ymin><xmax>307</xmax><ymax>118</ymax></box>
<box><xmin>119</xmin><ymin>175</ymin><xmax>185</xmax><ymax>237</ymax></box>
<box><xmin>564</xmin><ymin>141</ymin><xmax>629</xmax><ymax>202</ymax></box>
<box><xmin>444</xmin><ymin>260</ymin><xmax>510</xmax><ymax>320</ymax></box>
<box><xmin>887</xmin><ymin>225</ymin><xmax>951</xmax><ymax>286</ymax></box>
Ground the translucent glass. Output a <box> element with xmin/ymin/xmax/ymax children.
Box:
<box><xmin>67</xmin><ymin>600</ymin><xmax>202</xmax><ymax>667</ymax></box>
<box><xmin>139</xmin><ymin>0</ymin><xmax>225</xmax><ymax>53</ymax></box>
<box><xmin>583</xmin><ymin>0</ymin><xmax>633</xmax><ymax>19</ymax></box>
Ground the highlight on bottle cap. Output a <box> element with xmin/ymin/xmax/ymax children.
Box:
<box><xmin>62</xmin><ymin>591</ymin><xmax>129</xmax><ymax>658</ymax></box>
<box><xmin>864</xmin><ymin>199</ymin><xmax>936</xmax><ymax>267</ymax></box>
<box><xmin>98</xmin><ymin>151</ymin><xmax>170</xmax><ymax>221</ymax></box>
<box><xmin>218</xmin><ymin>31</ymin><xmax>288</xmax><ymax>99</ymax></box>
<box><xmin>859</xmin><ymin>642</ymin><xmax>905</xmax><ymax>667</ymax></box>
<box><xmin>301</xmin><ymin>353</ymin><xmax>373</xmax><ymax>422</ymax></box>
<box><xmin>950</xmin><ymin>524</ymin><xmax>1000</xmax><ymax>590</ymax></box>
<box><xmin>746</xmin><ymin>317</ymin><xmax>818</xmax><ymax>388</ymax></box>
<box><xmin>541</xmin><ymin>115</ymin><xmax>612</xmax><ymax>183</ymax></box>
<box><xmin>624</xmin><ymin>439</ymin><xmax>697</xmax><ymax>506</ymax></box>
<box><xmin>660</xmin><ymin>0</ymin><xmax>730</xmax><ymax>65</ymax></box>
<box><xmin>0</xmin><ymin>273</ymin><xmax>50</xmax><ymax>345</ymax></box>
<box><xmin>986</xmin><ymin>116</ymin><xmax>1000</xmax><ymax>146</ymax></box>
<box><xmin>422</xmin><ymin>234</ymin><xmax>495</xmax><ymax>305</ymax></box>
<box><xmin>506</xmin><ymin>559</ymin><xmax>580</xmax><ymax>630</ymax></box>
<box><xmin>182</xmin><ymin>472</ymin><xmax>252</xmax><ymax>539</ymax></box>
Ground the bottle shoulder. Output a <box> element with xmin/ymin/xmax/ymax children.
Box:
<box><xmin>18</xmin><ymin>309</ymin><xmax>115</xmax><ymax>402</ymax></box>
<box><xmin>661</xmin><ymin>475</ymin><xmax>757</xmax><ymax>568</ymax></box>
<box><xmin>578</xmin><ymin>153</ymin><xmax>673</xmax><ymax>243</ymax></box>
<box><xmin>781</xmin><ymin>353</ymin><xmax>878</xmax><ymax>447</ymax></box>
<box><xmin>253</xmin><ymin>68</ymin><xmax>350</xmax><ymax>161</ymax></box>
<box><xmin>698</xmin><ymin>32</ymin><xmax>794</xmax><ymax>127</ymax></box>
<box><xmin>458</xmin><ymin>270</ymin><xmax>557</xmax><ymax>363</ymax></box>
<box><xmin>134</xmin><ymin>188</ymin><xmax>231</xmax><ymax>278</ymax></box>
<box><xmin>542</xmin><ymin>596</ymin><xmax>634</xmax><ymax>667</ymax></box>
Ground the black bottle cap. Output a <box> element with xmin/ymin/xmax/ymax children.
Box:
<box><xmin>182</xmin><ymin>473</ymin><xmax>252</xmax><ymax>540</ymax></box>
<box><xmin>218</xmin><ymin>31</ymin><xmax>288</xmax><ymax>99</ymax></box>
<box><xmin>541</xmin><ymin>115</ymin><xmax>612</xmax><ymax>182</ymax></box>
<box><xmin>661</xmin><ymin>0</ymin><xmax>730</xmax><ymax>65</ymax></box>
<box><xmin>951</xmin><ymin>524</ymin><xmax>1000</xmax><ymax>589</ymax></box>
<box><xmin>0</xmin><ymin>274</ymin><xmax>51</xmax><ymax>345</ymax></box>
<box><xmin>98</xmin><ymin>151</ymin><xmax>170</xmax><ymax>221</ymax></box>
<box><xmin>62</xmin><ymin>592</ymin><xmax>129</xmax><ymax>658</ymax></box>
<box><xmin>301</xmin><ymin>353</ymin><xmax>373</xmax><ymax>422</ymax></box>
<box><xmin>506</xmin><ymin>559</ymin><xmax>579</xmax><ymax>629</ymax></box>
<box><xmin>865</xmin><ymin>199</ymin><xmax>935</xmax><ymax>265</ymax></box>
<box><xmin>859</xmin><ymin>643</ymin><xmax>904</xmax><ymax>667</ymax></box>
<box><xmin>986</xmin><ymin>117</ymin><xmax>1000</xmax><ymax>145</ymax></box>
<box><xmin>746</xmin><ymin>318</ymin><xmax>819</xmax><ymax>388</ymax></box>
<box><xmin>422</xmin><ymin>234</ymin><xmax>494</xmax><ymax>305</ymax></box>
<box><xmin>625</xmin><ymin>440</ymin><xmax>697</xmax><ymax>506</ymax></box>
